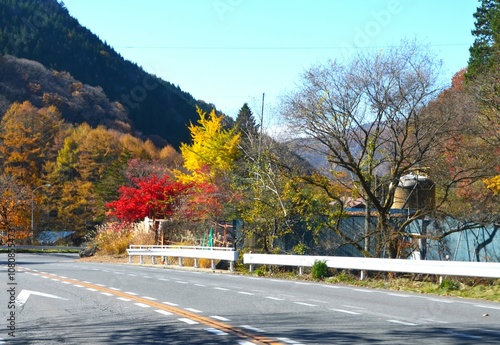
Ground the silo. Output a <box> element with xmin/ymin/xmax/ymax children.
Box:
<box><xmin>392</xmin><ymin>171</ymin><xmax>435</xmax><ymax>210</ymax></box>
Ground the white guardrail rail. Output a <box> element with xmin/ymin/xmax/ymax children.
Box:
<box><xmin>127</xmin><ymin>245</ymin><xmax>239</xmax><ymax>271</ymax></box>
<box><xmin>243</xmin><ymin>253</ymin><xmax>500</xmax><ymax>279</ymax></box>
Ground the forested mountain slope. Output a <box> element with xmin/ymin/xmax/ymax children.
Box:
<box><xmin>0</xmin><ymin>0</ymin><xmax>217</xmax><ymax>148</ymax></box>
<box><xmin>0</xmin><ymin>55</ymin><xmax>132</xmax><ymax>132</ymax></box>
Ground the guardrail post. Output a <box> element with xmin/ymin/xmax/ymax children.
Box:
<box><xmin>299</xmin><ymin>266</ymin><xmax>304</xmax><ymax>275</ymax></box>
<box><xmin>151</xmin><ymin>256</ymin><xmax>155</xmax><ymax>265</ymax></box>
<box><xmin>360</xmin><ymin>270</ymin><xmax>366</xmax><ymax>281</ymax></box>
<box><xmin>249</xmin><ymin>264</ymin><xmax>254</xmax><ymax>272</ymax></box>
<box><xmin>128</xmin><ymin>255</ymin><xmax>132</xmax><ymax>263</ymax></box>
<box><xmin>139</xmin><ymin>255</ymin><xmax>144</xmax><ymax>264</ymax></box>
<box><xmin>211</xmin><ymin>259</ymin><xmax>215</xmax><ymax>270</ymax></box>
<box><xmin>179</xmin><ymin>257</ymin><xmax>183</xmax><ymax>267</ymax></box>
<box><xmin>230</xmin><ymin>261</ymin><xmax>235</xmax><ymax>272</ymax></box>
<box><xmin>194</xmin><ymin>258</ymin><xmax>199</xmax><ymax>268</ymax></box>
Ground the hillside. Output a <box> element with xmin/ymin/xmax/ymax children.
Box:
<box><xmin>0</xmin><ymin>0</ymin><xmax>219</xmax><ymax>148</ymax></box>
<box><xmin>0</xmin><ymin>55</ymin><xmax>132</xmax><ymax>132</ymax></box>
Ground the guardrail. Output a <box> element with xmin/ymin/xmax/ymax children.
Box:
<box><xmin>127</xmin><ymin>245</ymin><xmax>239</xmax><ymax>272</ymax></box>
<box><xmin>243</xmin><ymin>253</ymin><xmax>500</xmax><ymax>279</ymax></box>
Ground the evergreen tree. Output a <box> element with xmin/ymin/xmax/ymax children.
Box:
<box><xmin>234</xmin><ymin>103</ymin><xmax>259</xmax><ymax>138</ymax></box>
<box><xmin>467</xmin><ymin>0</ymin><xmax>500</xmax><ymax>79</ymax></box>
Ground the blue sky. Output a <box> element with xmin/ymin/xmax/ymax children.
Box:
<box><xmin>62</xmin><ymin>0</ymin><xmax>479</xmax><ymax>126</ymax></box>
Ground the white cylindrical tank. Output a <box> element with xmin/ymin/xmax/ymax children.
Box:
<box><xmin>392</xmin><ymin>171</ymin><xmax>435</xmax><ymax>210</ymax></box>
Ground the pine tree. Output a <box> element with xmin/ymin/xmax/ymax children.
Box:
<box><xmin>467</xmin><ymin>0</ymin><xmax>500</xmax><ymax>79</ymax></box>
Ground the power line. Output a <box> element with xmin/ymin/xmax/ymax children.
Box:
<box><xmin>115</xmin><ymin>43</ymin><xmax>472</xmax><ymax>50</ymax></box>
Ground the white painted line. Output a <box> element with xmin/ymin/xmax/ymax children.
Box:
<box><xmin>87</xmin><ymin>288</ymin><xmax>98</xmax><ymax>292</ymax></box>
<box><xmin>128</xmin><ymin>274</ymin><xmax>137</xmax><ymax>276</ymax></box>
<box><xmin>114</xmin><ymin>272</ymin><xmax>123</xmax><ymax>275</ymax></box>
<box><xmin>95</xmin><ymin>283</ymin><xmax>106</xmax><ymax>287</ymax></box>
<box><xmin>31</xmin><ymin>273</ymin><xmax>40</xmax><ymax>276</ymax></box>
<box><xmin>73</xmin><ymin>284</ymin><xmax>84</xmax><ymax>288</ymax></box>
<box><xmin>82</xmin><ymin>281</ymin><xmax>92</xmax><ymax>284</ymax></box>
<box><xmin>142</xmin><ymin>276</ymin><xmax>152</xmax><ymax>279</ymax></box>
<box><xmin>422</xmin><ymin>319</ymin><xmax>449</xmax><ymax>324</ymax></box>
<box><xmin>238</xmin><ymin>291</ymin><xmax>255</xmax><ymax>296</ymax></box>
<box><xmin>51</xmin><ymin>279</ymin><xmax>59</xmax><ymax>282</ymax></box>
<box><xmin>194</xmin><ymin>284</ymin><xmax>206</xmax><ymax>287</ymax></box>
<box><xmin>240</xmin><ymin>325</ymin><xmax>265</xmax><ymax>333</ymax></box>
<box><xmin>294</xmin><ymin>302</ymin><xmax>317</xmax><ymax>307</ymax></box>
<box><xmin>426</xmin><ymin>298</ymin><xmax>453</xmax><ymax>303</ymax></box>
<box><xmin>117</xmin><ymin>297</ymin><xmax>131</xmax><ymax>302</ymax></box>
<box><xmin>124</xmin><ymin>292</ymin><xmax>138</xmax><ymax>295</ymax></box>
<box><xmin>294</xmin><ymin>282</ymin><xmax>311</xmax><ymax>285</ymax></box>
<box><xmin>41</xmin><ymin>276</ymin><xmax>49</xmax><ymax>279</ymax></box>
<box><xmin>16</xmin><ymin>290</ymin><xmax>67</xmax><ymax>307</ymax></box>
<box><xmin>143</xmin><ymin>296</ymin><xmax>157</xmax><ymax>301</ymax></box>
<box><xmin>238</xmin><ymin>341</ymin><xmax>256</xmax><ymax>345</ymax></box>
<box><xmin>58</xmin><ymin>276</ymin><xmax>67</xmax><ymax>278</ymax></box>
<box><xmin>211</xmin><ymin>316</ymin><xmax>230</xmax><ymax>322</ymax></box>
<box><xmin>214</xmin><ymin>287</ymin><xmax>229</xmax><ymax>291</ymax></box>
<box><xmin>205</xmin><ymin>328</ymin><xmax>228</xmax><ymax>336</ymax></box>
<box><xmin>321</xmin><ymin>285</ymin><xmax>342</xmax><ymax>289</ymax></box>
<box><xmin>109</xmin><ymin>287</ymin><xmax>120</xmax><ymax>291</ymax></box>
<box><xmin>179</xmin><ymin>318</ymin><xmax>198</xmax><ymax>325</ymax></box>
<box><xmin>330</xmin><ymin>308</ymin><xmax>361</xmax><ymax>315</ymax></box>
<box><xmin>155</xmin><ymin>310</ymin><xmax>173</xmax><ymax>316</ymax></box>
<box><xmin>61</xmin><ymin>281</ymin><xmax>71</xmax><ymax>284</ymax></box>
<box><xmin>388</xmin><ymin>293</ymin><xmax>411</xmax><ymax>298</ymax></box>
<box><xmin>185</xmin><ymin>308</ymin><xmax>202</xmax><ymax>313</ymax></box>
<box><xmin>174</xmin><ymin>280</ymin><xmax>188</xmax><ymax>284</ymax></box>
<box><xmin>444</xmin><ymin>331</ymin><xmax>482</xmax><ymax>339</ymax></box>
<box><xmin>276</xmin><ymin>338</ymin><xmax>305</xmax><ymax>344</ymax></box>
<box><xmin>158</xmin><ymin>278</ymin><xmax>169</xmax><ymax>282</ymax></box>
<box><xmin>387</xmin><ymin>320</ymin><xmax>417</xmax><ymax>326</ymax></box>
<box><xmin>353</xmin><ymin>289</ymin><xmax>373</xmax><ymax>293</ymax></box>
<box><xmin>101</xmin><ymin>292</ymin><xmax>113</xmax><ymax>296</ymax></box>
<box><xmin>163</xmin><ymin>301</ymin><xmax>179</xmax><ymax>306</ymax></box>
<box><xmin>266</xmin><ymin>297</ymin><xmax>285</xmax><ymax>301</ymax></box>
<box><xmin>474</xmin><ymin>305</ymin><xmax>500</xmax><ymax>310</ymax></box>
<box><xmin>134</xmin><ymin>303</ymin><xmax>150</xmax><ymax>308</ymax></box>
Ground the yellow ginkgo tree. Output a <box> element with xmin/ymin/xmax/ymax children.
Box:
<box><xmin>485</xmin><ymin>175</ymin><xmax>500</xmax><ymax>195</ymax></box>
<box><xmin>176</xmin><ymin>107</ymin><xmax>240</xmax><ymax>184</ymax></box>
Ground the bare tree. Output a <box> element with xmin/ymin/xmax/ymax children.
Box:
<box><xmin>281</xmin><ymin>41</ymin><xmax>460</xmax><ymax>258</ymax></box>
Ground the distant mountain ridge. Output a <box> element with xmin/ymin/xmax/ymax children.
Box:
<box><xmin>0</xmin><ymin>0</ymin><xmax>220</xmax><ymax>148</ymax></box>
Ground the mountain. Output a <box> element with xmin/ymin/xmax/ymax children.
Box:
<box><xmin>0</xmin><ymin>54</ymin><xmax>132</xmax><ymax>132</ymax></box>
<box><xmin>0</xmin><ymin>0</ymin><xmax>220</xmax><ymax>148</ymax></box>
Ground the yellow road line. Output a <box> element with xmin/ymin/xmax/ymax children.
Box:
<box><xmin>20</xmin><ymin>267</ymin><xmax>284</xmax><ymax>345</ymax></box>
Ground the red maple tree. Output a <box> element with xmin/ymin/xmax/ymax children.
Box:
<box><xmin>106</xmin><ymin>175</ymin><xmax>192</xmax><ymax>222</ymax></box>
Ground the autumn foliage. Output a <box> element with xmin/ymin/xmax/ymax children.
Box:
<box><xmin>106</xmin><ymin>175</ymin><xmax>192</xmax><ymax>222</ymax></box>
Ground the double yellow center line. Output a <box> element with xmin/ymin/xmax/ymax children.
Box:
<box><xmin>20</xmin><ymin>267</ymin><xmax>284</xmax><ymax>345</ymax></box>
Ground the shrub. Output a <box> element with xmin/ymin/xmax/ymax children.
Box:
<box><xmin>93</xmin><ymin>221</ymin><xmax>155</xmax><ymax>255</ymax></box>
<box><xmin>312</xmin><ymin>260</ymin><xmax>328</xmax><ymax>280</ymax></box>
<box><xmin>439</xmin><ymin>279</ymin><xmax>460</xmax><ymax>292</ymax></box>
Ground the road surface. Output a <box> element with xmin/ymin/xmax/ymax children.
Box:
<box><xmin>1</xmin><ymin>253</ymin><xmax>499</xmax><ymax>344</ymax></box>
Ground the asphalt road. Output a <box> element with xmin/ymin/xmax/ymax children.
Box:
<box><xmin>1</xmin><ymin>253</ymin><xmax>499</xmax><ymax>344</ymax></box>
